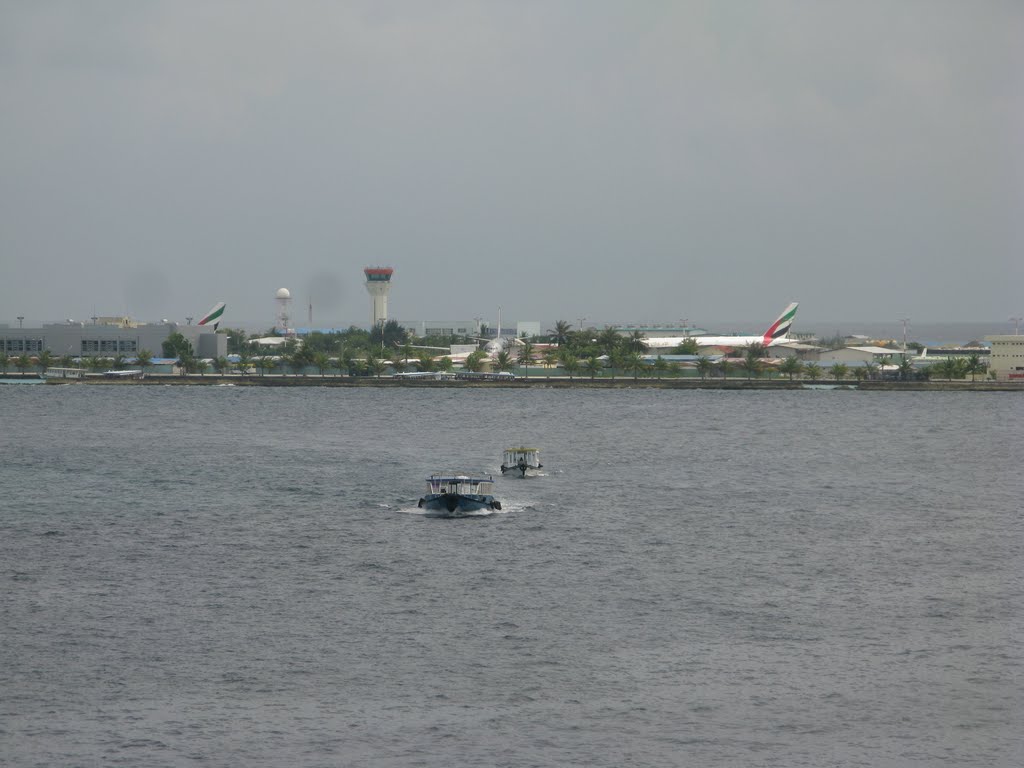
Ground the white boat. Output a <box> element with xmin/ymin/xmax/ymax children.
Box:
<box><xmin>102</xmin><ymin>369</ymin><xmax>144</xmax><ymax>379</ymax></box>
<box><xmin>42</xmin><ymin>367</ymin><xmax>85</xmax><ymax>380</ymax></box>
<box><xmin>500</xmin><ymin>447</ymin><xmax>543</xmax><ymax>477</ymax></box>
<box><xmin>417</xmin><ymin>474</ymin><xmax>502</xmax><ymax>517</ymax></box>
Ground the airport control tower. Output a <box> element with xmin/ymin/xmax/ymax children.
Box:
<box><xmin>364</xmin><ymin>267</ymin><xmax>393</xmax><ymax>327</ymax></box>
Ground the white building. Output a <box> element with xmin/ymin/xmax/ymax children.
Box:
<box><xmin>815</xmin><ymin>346</ymin><xmax>906</xmax><ymax>365</ymax></box>
<box><xmin>984</xmin><ymin>336</ymin><xmax>1024</xmax><ymax>381</ymax></box>
<box><xmin>398</xmin><ymin>320</ymin><xmax>478</xmax><ymax>338</ymax></box>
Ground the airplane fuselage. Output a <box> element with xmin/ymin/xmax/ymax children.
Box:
<box><xmin>641</xmin><ymin>302</ymin><xmax>799</xmax><ymax>351</ymax></box>
<box><xmin>643</xmin><ymin>334</ymin><xmax>780</xmax><ymax>350</ymax></box>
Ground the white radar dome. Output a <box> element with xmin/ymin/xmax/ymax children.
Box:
<box><xmin>275</xmin><ymin>288</ymin><xmax>291</xmax><ymax>299</ymax></box>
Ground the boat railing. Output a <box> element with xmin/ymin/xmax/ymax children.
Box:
<box><xmin>42</xmin><ymin>367</ymin><xmax>85</xmax><ymax>380</ymax></box>
<box><xmin>426</xmin><ymin>474</ymin><xmax>494</xmax><ymax>494</ymax></box>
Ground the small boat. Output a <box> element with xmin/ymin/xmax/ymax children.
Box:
<box><xmin>500</xmin><ymin>447</ymin><xmax>543</xmax><ymax>477</ymax></box>
<box><xmin>418</xmin><ymin>474</ymin><xmax>502</xmax><ymax>517</ymax></box>
<box><xmin>42</xmin><ymin>367</ymin><xmax>85</xmax><ymax>381</ymax></box>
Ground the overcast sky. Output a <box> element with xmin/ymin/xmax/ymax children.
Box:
<box><xmin>1</xmin><ymin>1</ymin><xmax>1021</xmax><ymax>332</ymax></box>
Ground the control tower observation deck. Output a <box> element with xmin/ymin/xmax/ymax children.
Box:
<box><xmin>364</xmin><ymin>267</ymin><xmax>394</xmax><ymax>327</ymax></box>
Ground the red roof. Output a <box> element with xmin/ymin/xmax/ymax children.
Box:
<box><xmin>363</xmin><ymin>267</ymin><xmax>394</xmax><ymax>277</ymax></box>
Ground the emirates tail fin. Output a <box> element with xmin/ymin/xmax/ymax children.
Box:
<box><xmin>762</xmin><ymin>302</ymin><xmax>798</xmax><ymax>345</ymax></box>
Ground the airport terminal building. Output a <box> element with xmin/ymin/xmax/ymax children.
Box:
<box><xmin>0</xmin><ymin>321</ymin><xmax>225</xmax><ymax>359</ymax></box>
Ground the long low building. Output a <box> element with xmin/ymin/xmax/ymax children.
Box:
<box><xmin>0</xmin><ymin>321</ymin><xmax>225</xmax><ymax>359</ymax></box>
<box><xmin>815</xmin><ymin>346</ymin><xmax>909</xmax><ymax>365</ymax></box>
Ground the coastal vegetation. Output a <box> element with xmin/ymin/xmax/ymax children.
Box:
<box><xmin>0</xmin><ymin>316</ymin><xmax>996</xmax><ymax>387</ymax></box>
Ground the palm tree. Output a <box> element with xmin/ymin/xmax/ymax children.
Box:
<box><xmin>652</xmin><ymin>356</ymin><xmax>670</xmax><ymax>379</ymax></box>
<box><xmin>778</xmin><ymin>356</ymin><xmax>803</xmax><ymax>380</ymax></box>
<box><xmin>15</xmin><ymin>354</ymin><xmax>33</xmax><ymax>374</ymax></box>
<box><xmin>312</xmin><ymin>351</ymin><xmax>331</xmax><ymax>377</ymax></box>
<box><xmin>829</xmin><ymin>363</ymin><xmax>849</xmax><ymax>382</ymax></box>
<box><xmin>542</xmin><ymin>347</ymin><xmax>560</xmax><ymax>372</ymax></box>
<box><xmin>803</xmin><ymin>362</ymin><xmax>822</xmax><ymax>381</ymax></box>
<box><xmin>213</xmin><ymin>356</ymin><xmax>230</xmax><ymax>375</ymax></box>
<box><xmin>295</xmin><ymin>347</ymin><xmax>315</xmax><ymax>376</ymax></box>
<box><xmin>741</xmin><ymin>347</ymin><xmax>762</xmax><ymax>380</ymax></box>
<box><xmin>965</xmin><ymin>353</ymin><xmax>986</xmax><ymax>382</ymax></box>
<box><xmin>136</xmin><ymin>350</ymin><xmax>153</xmax><ymax>375</ymax></box>
<box><xmin>495</xmin><ymin>350</ymin><xmax>514</xmax><ymax>373</ymax></box>
<box><xmin>623</xmin><ymin>351</ymin><xmax>645</xmax><ymax>380</ymax></box>
<box><xmin>111</xmin><ymin>354</ymin><xmax>127</xmax><ymax>371</ymax></box>
<box><xmin>547</xmin><ymin>320</ymin><xmax>572</xmax><ymax>345</ymax></box>
<box><xmin>583</xmin><ymin>356</ymin><xmax>603</xmax><ymax>379</ymax></box>
<box><xmin>862</xmin><ymin>360</ymin><xmax>879</xmax><ymax>380</ymax></box>
<box><xmin>361</xmin><ymin>352</ymin><xmax>376</xmax><ymax>377</ymax></box>
<box><xmin>695</xmin><ymin>356</ymin><xmax>714</xmax><ymax>380</ymax></box>
<box><xmin>0</xmin><ymin>352</ymin><xmax>9</xmax><ymax>374</ymax></box>
<box><xmin>438</xmin><ymin>357</ymin><xmax>454</xmax><ymax>374</ymax></box>
<box><xmin>562</xmin><ymin>356</ymin><xmax>581</xmax><ymax>380</ymax></box>
<box><xmin>597</xmin><ymin>327</ymin><xmax>621</xmax><ymax>356</ymax></box>
<box><xmin>366</xmin><ymin>355</ymin><xmax>387</xmax><ymax>378</ymax></box>
<box><xmin>418</xmin><ymin>354</ymin><xmax>436</xmax><ymax>373</ymax></box>
<box><xmin>264</xmin><ymin>357</ymin><xmax>279</xmax><ymax>377</ymax></box>
<box><xmin>340</xmin><ymin>347</ymin><xmax>357</xmax><ymax>376</ymax></box>
<box><xmin>236</xmin><ymin>351</ymin><xmax>252</xmax><ymax>375</ymax></box>
<box><xmin>605</xmin><ymin>349</ymin><xmax>625</xmax><ymax>379</ymax></box>
<box><xmin>715</xmin><ymin>358</ymin><xmax>733</xmax><ymax>380</ymax></box>
<box><xmin>897</xmin><ymin>357</ymin><xmax>914</xmax><ymax>381</ymax></box>
<box><xmin>389</xmin><ymin>352</ymin><xmax>407</xmax><ymax>374</ymax></box>
<box><xmin>626</xmin><ymin>331</ymin><xmax>647</xmax><ymax>353</ymax></box>
<box><xmin>195</xmin><ymin>359</ymin><xmax>209</xmax><ymax>376</ymax></box>
<box><xmin>517</xmin><ymin>341</ymin><xmax>534</xmax><ymax>378</ymax></box>
<box><xmin>285</xmin><ymin>351</ymin><xmax>306</xmax><ymax>376</ymax></box>
<box><xmin>37</xmin><ymin>350</ymin><xmax>54</xmax><ymax>373</ymax></box>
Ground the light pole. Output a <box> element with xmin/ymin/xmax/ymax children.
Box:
<box><xmin>1010</xmin><ymin>317</ymin><xmax>1022</xmax><ymax>335</ymax></box>
<box><xmin>17</xmin><ymin>316</ymin><xmax>24</xmax><ymax>329</ymax></box>
<box><xmin>899</xmin><ymin>318</ymin><xmax>910</xmax><ymax>354</ymax></box>
<box><xmin>577</xmin><ymin>317</ymin><xmax>586</xmax><ymax>331</ymax></box>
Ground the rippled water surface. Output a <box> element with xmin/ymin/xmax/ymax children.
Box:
<box><xmin>2</xmin><ymin>385</ymin><xmax>1022</xmax><ymax>767</ymax></box>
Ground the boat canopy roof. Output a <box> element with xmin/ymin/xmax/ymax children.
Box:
<box><xmin>503</xmin><ymin>446</ymin><xmax>539</xmax><ymax>453</ymax></box>
<box><xmin>426</xmin><ymin>474</ymin><xmax>493</xmax><ymax>484</ymax></box>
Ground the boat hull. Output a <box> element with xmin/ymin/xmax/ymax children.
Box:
<box><xmin>500</xmin><ymin>462</ymin><xmax>543</xmax><ymax>478</ymax></box>
<box><xmin>418</xmin><ymin>493</ymin><xmax>501</xmax><ymax>517</ymax></box>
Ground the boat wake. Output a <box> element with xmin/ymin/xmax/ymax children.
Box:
<box><xmin>396</xmin><ymin>504</ymin><xmax>508</xmax><ymax>518</ymax></box>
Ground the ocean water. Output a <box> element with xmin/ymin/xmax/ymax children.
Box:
<box><xmin>1</xmin><ymin>385</ymin><xmax>1021</xmax><ymax>767</ymax></box>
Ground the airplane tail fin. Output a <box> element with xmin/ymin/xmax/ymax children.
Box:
<box><xmin>198</xmin><ymin>301</ymin><xmax>226</xmax><ymax>328</ymax></box>
<box><xmin>762</xmin><ymin>302</ymin><xmax>799</xmax><ymax>345</ymax></box>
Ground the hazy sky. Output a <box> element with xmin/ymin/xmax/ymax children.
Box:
<box><xmin>2</xmin><ymin>1</ymin><xmax>1021</xmax><ymax>331</ymax></box>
